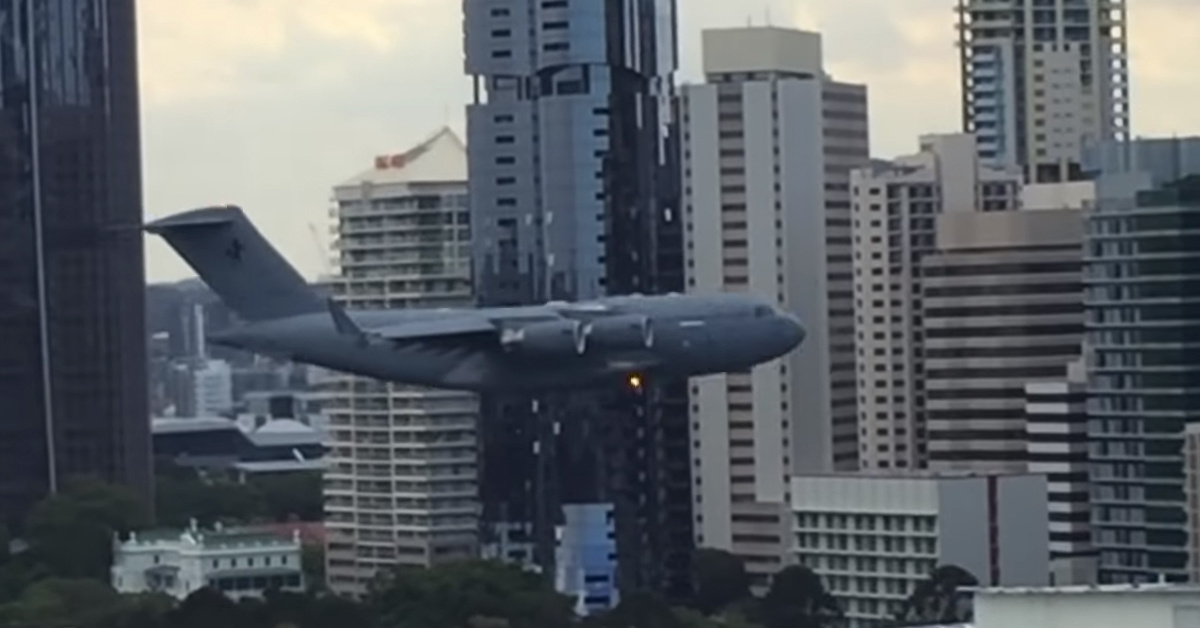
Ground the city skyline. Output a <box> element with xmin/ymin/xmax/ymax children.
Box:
<box><xmin>140</xmin><ymin>0</ymin><xmax>1200</xmax><ymax>283</ymax></box>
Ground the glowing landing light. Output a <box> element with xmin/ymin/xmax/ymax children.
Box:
<box><xmin>628</xmin><ymin>374</ymin><xmax>643</xmax><ymax>390</ymax></box>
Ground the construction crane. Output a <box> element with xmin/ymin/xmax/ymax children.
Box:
<box><xmin>308</xmin><ymin>222</ymin><xmax>335</xmax><ymax>278</ymax></box>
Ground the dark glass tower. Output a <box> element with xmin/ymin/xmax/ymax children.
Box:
<box><xmin>464</xmin><ymin>0</ymin><xmax>692</xmax><ymax>600</ymax></box>
<box><xmin>1087</xmin><ymin>174</ymin><xmax>1200</xmax><ymax>584</ymax></box>
<box><xmin>0</xmin><ymin>0</ymin><xmax>151</xmax><ymax>527</ymax></box>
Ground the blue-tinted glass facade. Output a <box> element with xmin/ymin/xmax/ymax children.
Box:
<box><xmin>554</xmin><ymin>503</ymin><xmax>619</xmax><ymax>615</ymax></box>
<box><xmin>0</xmin><ymin>0</ymin><xmax>150</xmax><ymax>526</ymax></box>
<box><xmin>1086</xmin><ymin>176</ymin><xmax>1200</xmax><ymax>583</ymax></box>
<box><xmin>464</xmin><ymin>0</ymin><xmax>690</xmax><ymax>598</ymax></box>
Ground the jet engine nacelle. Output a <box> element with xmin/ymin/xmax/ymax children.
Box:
<box><xmin>584</xmin><ymin>315</ymin><xmax>654</xmax><ymax>351</ymax></box>
<box><xmin>501</xmin><ymin>319</ymin><xmax>587</xmax><ymax>357</ymax></box>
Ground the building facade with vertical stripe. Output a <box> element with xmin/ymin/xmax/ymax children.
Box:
<box><xmin>464</xmin><ymin>0</ymin><xmax>692</xmax><ymax>598</ymax></box>
<box><xmin>1024</xmin><ymin>357</ymin><xmax>1096</xmax><ymax>585</ymax></box>
<box><xmin>1086</xmin><ymin>172</ymin><xmax>1200</xmax><ymax>584</ymax></box>
<box><xmin>851</xmin><ymin>134</ymin><xmax>1022</xmax><ymax>472</ymax></box>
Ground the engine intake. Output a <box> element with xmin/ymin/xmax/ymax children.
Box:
<box><xmin>584</xmin><ymin>315</ymin><xmax>654</xmax><ymax>351</ymax></box>
<box><xmin>501</xmin><ymin>319</ymin><xmax>587</xmax><ymax>357</ymax></box>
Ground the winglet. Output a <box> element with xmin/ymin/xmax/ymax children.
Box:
<box><xmin>327</xmin><ymin>298</ymin><xmax>365</xmax><ymax>337</ymax></box>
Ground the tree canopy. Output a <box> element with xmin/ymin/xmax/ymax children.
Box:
<box><xmin>23</xmin><ymin>477</ymin><xmax>150</xmax><ymax>581</ymax></box>
<box><xmin>691</xmin><ymin>548</ymin><xmax>752</xmax><ymax>616</ymax></box>
<box><xmin>757</xmin><ymin>565</ymin><xmax>844</xmax><ymax>628</ymax></box>
<box><xmin>365</xmin><ymin>560</ymin><xmax>575</xmax><ymax>628</ymax></box>
<box><xmin>154</xmin><ymin>470</ymin><xmax>323</xmax><ymax>528</ymax></box>
<box><xmin>891</xmin><ymin>564</ymin><xmax>978</xmax><ymax>627</ymax></box>
<box><xmin>0</xmin><ymin>478</ymin><xmax>851</xmax><ymax>628</ymax></box>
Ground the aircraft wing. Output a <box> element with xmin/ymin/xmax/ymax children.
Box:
<box><xmin>328</xmin><ymin>298</ymin><xmax>496</xmax><ymax>344</ymax></box>
<box><xmin>370</xmin><ymin>316</ymin><xmax>497</xmax><ymax>340</ymax></box>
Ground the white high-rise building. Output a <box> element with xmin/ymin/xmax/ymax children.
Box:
<box><xmin>192</xmin><ymin>359</ymin><xmax>233</xmax><ymax>417</ymax></box>
<box><xmin>851</xmin><ymin>134</ymin><xmax>1022</xmax><ymax>471</ymax></box>
<box><xmin>957</xmin><ymin>0</ymin><xmax>1130</xmax><ymax>182</ymax></box>
<box><xmin>680</xmin><ymin>26</ymin><xmax>869</xmax><ymax>586</ymax></box>
<box><xmin>322</xmin><ymin>129</ymin><xmax>479</xmax><ymax>596</ymax></box>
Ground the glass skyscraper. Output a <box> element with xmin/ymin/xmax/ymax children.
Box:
<box><xmin>0</xmin><ymin>0</ymin><xmax>151</xmax><ymax>526</ymax></box>
<box><xmin>1086</xmin><ymin>171</ymin><xmax>1200</xmax><ymax>583</ymax></box>
<box><xmin>464</xmin><ymin>0</ymin><xmax>692</xmax><ymax>598</ymax></box>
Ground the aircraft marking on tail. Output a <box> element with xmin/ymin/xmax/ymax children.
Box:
<box><xmin>225</xmin><ymin>238</ymin><xmax>244</xmax><ymax>261</ymax></box>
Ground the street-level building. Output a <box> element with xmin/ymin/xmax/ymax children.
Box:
<box><xmin>792</xmin><ymin>472</ymin><xmax>1049</xmax><ymax>628</ymax></box>
<box><xmin>111</xmin><ymin>522</ymin><xmax>304</xmax><ymax>600</ymax></box>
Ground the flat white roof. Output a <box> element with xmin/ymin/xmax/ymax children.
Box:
<box><xmin>974</xmin><ymin>583</ymin><xmax>1200</xmax><ymax>596</ymax></box>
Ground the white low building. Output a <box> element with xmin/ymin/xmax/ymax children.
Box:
<box><xmin>973</xmin><ymin>583</ymin><xmax>1200</xmax><ymax>628</ymax></box>
<box><xmin>111</xmin><ymin>521</ymin><xmax>304</xmax><ymax>600</ymax></box>
<box><xmin>792</xmin><ymin>472</ymin><xmax>1050</xmax><ymax>627</ymax></box>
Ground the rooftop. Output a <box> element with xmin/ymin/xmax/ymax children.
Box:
<box><xmin>973</xmin><ymin>582</ymin><xmax>1200</xmax><ymax>596</ymax></box>
<box><xmin>794</xmin><ymin>470</ymin><xmax>1044</xmax><ymax>481</ymax></box>
<box><xmin>121</xmin><ymin>525</ymin><xmax>299</xmax><ymax>550</ymax></box>
<box><xmin>701</xmin><ymin>26</ymin><xmax>824</xmax><ymax>77</ymax></box>
<box><xmin>337</xmin><ymin>127</ymin><xmax>466</xmax><ymax>188</ymax></box>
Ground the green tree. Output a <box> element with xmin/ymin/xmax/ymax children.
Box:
<box><xmin>91</xmin><ymin>593</ymin><xmax>175</xmax><ymax>628</ymax></box>
<box><xmin>25</xmin><ymin>476</ymin><xmax>151</xmax><ymax>580</ymax></box>
<box><xmin>154</xmin><ymin>470</ymin><xmax>323</xmax><ymax>528</ymax></box>
<box><xmin>0</xmin><ymin>577</ymin><xmax>121</xmax><ymax>628</ymax></box>
<box><xmin>587</xmin><ymin>592</ymin><xmax>683</xmax><ymax>628</ymax></box>
<box><xmin>367</xmin><ymin>560</ymin><xmax>574</xmax><ymax>628</ymax></box>
<box><xmin>691</xmin><ymin>549</ymin><xmax>752</xmax><ymax>616</ymax></box>
<box><xmin>757</xmin><ymin>565</ymin><xmax>842</xmax><ymax>628</ymax></box>
<box><xmin>300</xmin><ymin>544</ymin><xmax>326</xmax><ymax>592</ymax></box>
<box><xmin>891</xmin><ymin>565</ymin><xmax>977</xmax><ymax>627</ymax></box>
<box><xmin>154</xmin><ymin>473</ymin><xmax>267</xmax><ymax>528</ymax></box>
<box><xmin>298</xmin><ymin>593</ymin><xmax>374</xmax><ymax>628</ymax></box>
<box><xmin>249</xmin><ymin>472</ymin><xmax>323</xmax><ymax>522</ymax></box>
<box><xmin>168</xmin><ymin>587</ymin><xmax>249</xmax><ymax>628</ymax></box>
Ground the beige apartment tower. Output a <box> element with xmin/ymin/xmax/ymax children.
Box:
<box><xmin>680</xmin><ymin>26</ymin><xmax>869</xmax><ymax>585</ymax></box>
<box><xmin>322</xmin><ymin>129</ymin><xmax>479</xmax><ymax>596</ymax></box>
<box><xmin>851</xmin><ymin>134</ymin><xmax>1022</xmax><ymax>471</ymax></box>
<box><xmin>922</xmin><ymin>208</ymin><xmax>1084</xmax><ymax>473</ymax></box>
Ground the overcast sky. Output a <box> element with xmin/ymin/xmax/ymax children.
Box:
<box><xmin>140</xmin><ymin>0</ymin><xmax>1200</xmax><ymax>282</ymax></box>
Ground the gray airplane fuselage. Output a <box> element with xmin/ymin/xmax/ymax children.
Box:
<box><xmin>144</xmin><ymin>205</ymin><xmax>805</xmax><ymax>393</ymax></box>
<box><xmin>211</xmin><ymin>293</ymin><xmax>805</xmax><ymax>392</ymax></box>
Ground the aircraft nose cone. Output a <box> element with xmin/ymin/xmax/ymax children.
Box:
<box><xmin>782</xmin><ymin>313</ymin><xmax>805</xmax><ymax>350</ymax></box>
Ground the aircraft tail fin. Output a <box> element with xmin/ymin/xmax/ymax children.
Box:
<box><xmin>146</xmin><ymin>206</ymin><xmax>326</xmax><ymax>323</ymax></box>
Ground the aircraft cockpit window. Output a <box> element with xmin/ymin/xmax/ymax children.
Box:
<box><xmin>754</xmin><ymin>305</ymin><xmax>773</xmax><ymax>318</ymax></box>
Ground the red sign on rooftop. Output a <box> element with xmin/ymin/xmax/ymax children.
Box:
<box><xmin>374</xmin><ymin>154</ymin><xmax>408</xmax><ymax>169</ymax></box>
